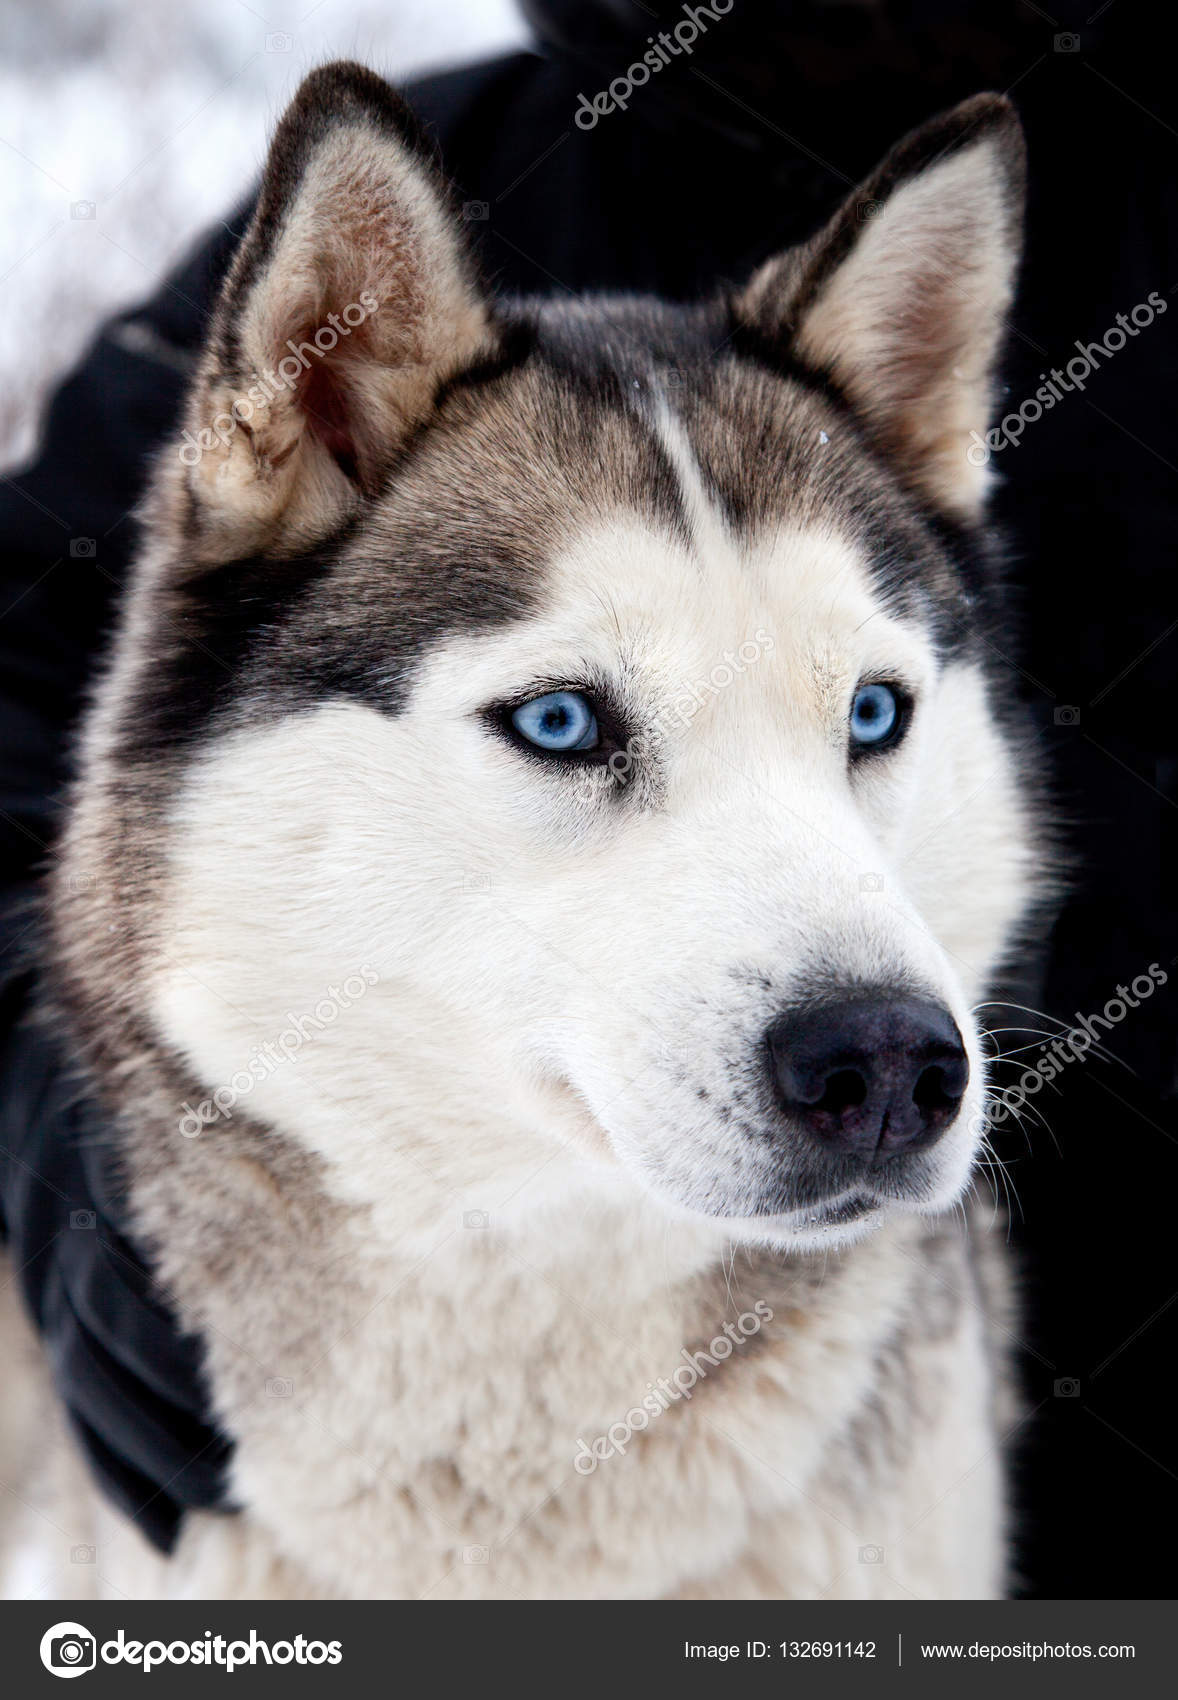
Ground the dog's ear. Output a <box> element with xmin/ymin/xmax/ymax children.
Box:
<box><xmin>735</xmin><ymin>94</ymin><xmax>1025</xmax><ymax>522</ymax></box>
<box><xmin>180</xmin><ymin>62</ymin><xmax>493</xmax><ymax>556</ymax></box>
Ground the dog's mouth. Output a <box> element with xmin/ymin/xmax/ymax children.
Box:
<box><xmin>790</xmin><ymin>1191</ymin><xmax>882</xmax><ymax>1230</ymax></box>
<box><xmin>751</xmin><ymin>1152</ymin><xmax>960</xmax><ymax>1233</ymax></box>
<box><xmin>747</xmin><ymin>1188</ymin><xmax>885</xmax><ymax>1234</ymax></box>
<box><xmin>695</xmin><ymin>1185</ymin><xmax>890</xmax><ymax>1248</ymax></box>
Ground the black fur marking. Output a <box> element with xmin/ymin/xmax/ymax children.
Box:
<box><xmin>118</xmin><ymin>269</ymin><xmax>1008</xmax><ymax>789</ymax></box>
<box><xmin>430</xmin><ymin>316</ymin><xmax>538</xmax><ymax>412</ymax></box>
<box><xmin>716</xmin><ymin>306</ymin><xmax>998</xmax><ymax>661</ymax></box>
<box><xmin>722</xmin><ymin>311</ymin><xmax>862</xmax><ymax>422</ymax></box>
<box><xmin>117</xmin><ymin>308</ymin><xmax>699</xmax><ymax>765</ymax></box>
<box><xmin>116</xmin><ymin>540</ymin><xmax>349</xmax><ymax>758</ymax></box>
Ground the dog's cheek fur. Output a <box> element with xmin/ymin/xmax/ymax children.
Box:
<box><xmin>143</xmin><ymin>515</ymin><xmax>1019</xmax><ymax>1240</ymax></box>
<box><xmin>898</xmin><ymin>661</ymin><xmax>1043</xmax><ymax>991</ymax></box>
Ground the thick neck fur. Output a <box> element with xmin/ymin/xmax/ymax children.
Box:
<box><xmin>61</xmin><ymin>1022</ymin><xmax>999</xmax><ymax>1599</ymax></box>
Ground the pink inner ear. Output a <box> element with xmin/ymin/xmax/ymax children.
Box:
<box><xmin>298</xmin><ymin>352</ymin><xmax>361</xmax><ymax>484</ymax></box>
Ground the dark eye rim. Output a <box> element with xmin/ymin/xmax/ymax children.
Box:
<box><xmin>485</xmin><ymin>685</ymin><xmax>628</xmax><ymax>768</ymax></box>
<box><xmin>486</xmin><ymin>678</ymin><xmax>913</xmax><ymax>767</ymax></box>
<box><xmin>848</xmin><ymin>680</ymin><xmax>913</xmax><ymax>760</ymax></box>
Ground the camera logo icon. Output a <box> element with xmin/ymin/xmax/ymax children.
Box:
<box><xmin>266</xmin><ymin>1376</ymin><xmax>294</xmax><ymax>1396</ymax></box>
<box><xmin>859</xmin><ymin>872</ymin><xmax>885</xmax><ymax>893</ymax></box>
<box><xmin>857</xmin><ymin>200</ymin><xmax>882</xmax><ymax>221</ymax></box>
<box><xmin>1054</xmin><ymin>705</ymin><xmax>1081</xmax><ymax>726</ymax></box>
<box><xmin>265</xmin><ymin>31</ymin><xmax>294</xmax><ymax>52</ymax></box>
<box><xmin>70</xmin><ymin>538</ymin><xmax>96</xmax><ymax>558</ymax></box>
<box><xmin>858</xmin><ymin>1543</ymin><xmax>884</xmax><ymax>1564</ymax></box>
<box><xmin>463</xmin><ymin>1209</ymin><xmax>490</xmax><ymax>1229</ymax></box>
<box><xmin>70</xmin><ymin>201</ymin><xmax>96</xmax><ymax>221</ymax></box>
<box><xmin>40</xmin><ymin>1622</ymin><xmax>96</xmax><ymax>1676</ymax></box>
<box><xmin>1054</xmin><ymin>33</ymin><xmax>1081</xmax><ymax>53</ymax></box>
<box><xmin>1054</xmin><ymin>1377</ymin><xmax>1082</xmax><ymax>1398</ymax></box>
<box><xmin>462</xmin><ymin>201</ymin><xmax>490</xmax><ymax>222</ymax></box>
<box><xmin>69</xmin><ymin>1210</ymin><xmax>96</xmax><ymax>1230</ymax></box>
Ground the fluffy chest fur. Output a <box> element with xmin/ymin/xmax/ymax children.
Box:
<box><xmin>98</xmin><ymin>1115</ymin><xmax>1010</xmax><ymax>1599</ymax></box>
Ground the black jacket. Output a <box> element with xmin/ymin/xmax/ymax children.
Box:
<box><xmin>1</xmin><ymin>0</ymin><xmax>1175</xmax><ymax>1592</ymax></box>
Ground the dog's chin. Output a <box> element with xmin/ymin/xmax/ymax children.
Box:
<box><xmin>698</xmin><ymin>1190</ymin><xmax>893</xmax><ymax>1253</ymax></box>
<box><xmin>699</xmin><ymin>1140</ymin><xmax>979</xmax><ymax>1250</ymax></box>
<box><xmin>640</xmin><ymin>1152</ymin><xmax>977</xmax><ymax>1252</ymax></box>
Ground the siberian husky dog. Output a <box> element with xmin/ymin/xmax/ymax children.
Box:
<box><xmin>9</xmin><ymin>64</ymin><xmax>1047</xmax><ymax>1599</ymax></box>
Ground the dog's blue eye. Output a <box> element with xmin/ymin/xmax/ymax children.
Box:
<box><xmin>511</xmin><ymin>690</ymin><xmax>599</xmax><ymax>752</ymax></box>
<box><xmin>849</xmin><ymin>683</ymin><xmax>900</xmax><ymax>748</ymax></box>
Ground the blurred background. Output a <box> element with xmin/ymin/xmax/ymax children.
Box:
<box><xmin>1</xmin><ymin>0</ymin><xmax>1175</xmax><ymax>1602</ymax></box>
<box><xmin>0</xmin><ymin>0</ymin><xmax>525</xmax><ymax>465</ymax></box>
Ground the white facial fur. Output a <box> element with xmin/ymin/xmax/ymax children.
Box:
<box><xmin>151</xmin><ymin>425</ymin><xmax>1034</xmax><ymax>1260</ymax></box>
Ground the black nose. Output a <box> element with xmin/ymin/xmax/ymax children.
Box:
<box><xmin>767</xmin><ymin>993</ymin><xmax>968</xmax><ymax>1162</ymax></box>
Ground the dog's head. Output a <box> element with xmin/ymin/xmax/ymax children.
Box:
<box><xmin>90</xmin><ymin>65</ymin><xmax>1041</xmax><ymax>1250</ymax></box>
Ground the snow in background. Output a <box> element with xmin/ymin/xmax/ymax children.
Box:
<box><xmin>0</xmin><ymin>0</ymin><xmax>528</xmax><ymax>467</ymax></box>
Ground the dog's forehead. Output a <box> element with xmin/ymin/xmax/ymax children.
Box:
<box><xmin>352</xmin><ymin>296</ymin><xmax>969</xmax><ymax>656</ymax></box>
<box><xmin>409</xmin><ymin>509</ymin><xmax>936</xmax><ymax>734</ymax></box>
